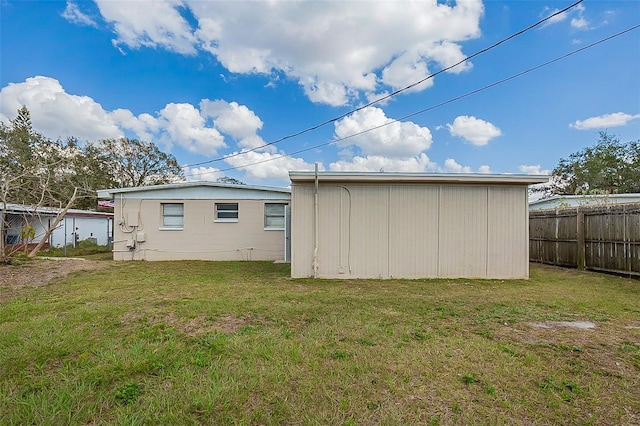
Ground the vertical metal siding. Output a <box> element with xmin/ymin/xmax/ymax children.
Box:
<box><xmin>290</xmin><ymin>181</ymin><xmax>531</xmax><ymax>279</ymax></box>
<box><xmin>316</xmin><ymin>186</ymin><xmax>343</xmax><ymax>277</ymax></box>
<box><xmin>346</xmin><ymin>185</ymin><xmax>389</xmax><ymax>278</ymax></box>
<box><xmin>291</xmin><ymin>184</ymin><xmax>315</xmax><ymax>277</ymax></box>
<box><xmin>438</xmin><ymin>185</ymin><xmax>488</xmax><ymax>278</ymax></box>
<box><xmin>388</xmin><ymin>185</ymin><xmax>439</xmax><ymax>278</ymax></box>
<box><xmin>487</xmin><ymin>186</ymin><xmax>528</xmax><ymax>278</ymax></box>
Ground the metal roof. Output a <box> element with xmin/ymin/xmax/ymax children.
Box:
<box><xmin>0</xmin><ymin>203</ymin><xmax>113</xmax><ymax>218</ymax></box>
<box><xmin>289</xmin><ymin>171</ymin><xmax>549</xmax><ymax>185</ymax></box>
<box><xmin>529</xmin><ymin>193</ymin><xmax>640</xmax><ymax>210</ymax></box>
<box><xmin>97</xmin><ymin>180</ymin><xmax>291</xmax><ymax>199</ymax></box>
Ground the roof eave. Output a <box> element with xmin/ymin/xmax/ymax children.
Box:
<box><xmin>97</xmin><ymin>181</ymin><xmax>291</xmax><ymax>199</ymax></box>
<box><xmin>289</xmin><ymin>171</ymin><xmax>549</xmax><ymax>185</ymax></box>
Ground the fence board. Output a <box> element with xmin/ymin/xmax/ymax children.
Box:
<box><xmin>529</xmin><ymin>203</ymin><xmax>640</xmax><ymax>276</ymax></box>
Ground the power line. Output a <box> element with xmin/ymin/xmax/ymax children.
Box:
<box><xmin>183</xmin><ymin>0</ymin><xmax>584</xmax><ymax>169</ymax></box>
<box><xmin>185</xmin><ymin>23</ymin><xmax>640</xmax><ymax>179</ymax></box>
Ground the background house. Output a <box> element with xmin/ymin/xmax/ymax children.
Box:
<box><xmin>529</xmin><ymin>193</ymin><xmax>640</xmax><ymax>210</ymax></box>
<box><xmin>289</xmin><ymin>172</ymin><xmax>548</xmax><ymax>279</ymax></box>
<box><xmin>97</xmin><ymin>181</ymin><xmax>291</xmax><ymax>261</ymax></box>
<box><xmin>1</xmin><ymin>203</ymin><xmax>113</xmax><ymax>251</ymax></box>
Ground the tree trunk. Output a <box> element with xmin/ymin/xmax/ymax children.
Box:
<box><xmin>28</xmin><ymin>188</ymin><xmax>78</xmax><ymax>258</ymax></box>
<box><xmin>0</xmin><ymin>205</ymin><xmax>6</xmax><ymax>261</ymax></box>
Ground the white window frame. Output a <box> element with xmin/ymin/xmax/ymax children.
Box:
<box><xmin>161</xmin><ymin>203</ymin><xmax>184</xmax><ymax>230</ymax></box>
<box><xmin>264</xmin><ymin>203</ymin><xmax>287</xmax><ymax>230</ymax></box>
<box><xmin>215</xmin><ymin>203</ymin><xmax>239</xmax><ymax>223</ymax></box>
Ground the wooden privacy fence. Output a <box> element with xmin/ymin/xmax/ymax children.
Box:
<box><xmin>529</xmin><ymin>203</ymin><xmax>640</xmax><ymax>276</ymax></box>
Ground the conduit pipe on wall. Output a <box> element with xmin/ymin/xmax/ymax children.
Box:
<box><xmin>313</xmin><ymin>163</ymin><xmax>319</xmax><ymax>278</ymax></box>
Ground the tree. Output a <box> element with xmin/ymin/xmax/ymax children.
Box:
<box><xmin>1</xmin><ymin>107</ymin><xmax>93</xmax><ymax>259</ymax></box>
<box><xmin>92</xmin><ymin>138</ymin><xmax>184</xmax><ymax>188</ymax></box>
<box><xmin>551</xmin><ymin>132</ymin><xmax>640</xmax><ymax>195</ymax></box>
<box><xmin>216</xmin><ymin>176</ymin><xmax>245</xmax><ymax>185</ymax></box>
<box><xmin>1</xmin><ymin>109</ymin><xmax>186</xmax><ymax>260</ymax></box>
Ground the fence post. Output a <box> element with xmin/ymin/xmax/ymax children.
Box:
<box><xmin>577</xmin><ymin>210</ymin><xmax>585</xmax><ymax>270</ymax></box>
<box><xmin>554</xmin><ymin>210</ymin><xmax>559</xmax><ymax>266</ymax></box>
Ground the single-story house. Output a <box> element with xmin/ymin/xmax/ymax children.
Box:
<box><xmin>1</xmin><ymin>203</ymin><xmax>113</xmax><ymax>250</ymax></box>
<box><xmin>97</xmin><ymin>181</ymin><xmax>291</xmax><ymax>261</ymax></box>
<box><xmin>529</xmin><ymin>193</ymin><xmax>640</xmax><ymax>210</ymax></box>
<box><xmin>289</xmin><ymin>172</ymin><xmax>548</xmax><ymax>279</ymax></box>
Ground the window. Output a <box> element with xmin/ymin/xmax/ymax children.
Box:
<box><xmin>215</xmin><ymin>203</ymin><xmax>238</xmax><ymax>222</ymax></box>
<box><xmin>265</xmin><ymin>203</ymin><xmax>286</xmax><ymax>229</ymax></box>
<box><xmin>162</xmin><ymin>203</ymin><xmax>183</xmax><ymax>229</ymax></box>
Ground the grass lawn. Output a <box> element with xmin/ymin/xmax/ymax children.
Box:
<box><xmin>1</xmin><ymin>261</ymin><xmax>639</xmax><ymax>425</ymax></box>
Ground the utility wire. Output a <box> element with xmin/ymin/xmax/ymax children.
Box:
<box><xmin>185</xmin><ymin>23</ymin><xmax>640</xmax><ymax>179</ymax></box>
<box><xmin>183</xmin><ymin>0</ymin><xmax>584</xmax><ymax>169</ymax></box>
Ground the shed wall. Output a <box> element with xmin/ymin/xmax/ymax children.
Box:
<box><xmin>291</xmin><ymin>183</ymin><xmax>529</xmax><ymax>279</ymax></box>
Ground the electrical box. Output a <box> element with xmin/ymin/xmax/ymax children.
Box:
<box><xmin>136</xmin><ymin>231</ymin><xmax>146</xmax><ymax>242</ymax></box>
<box><xmin>125</xmin><ymin>238</ymin><xmax>136</xmax><ymax>249</ymax></box>
<box><xmin>127</xmin><ymin>212</ymin><xmax>139</xmax><ymax>227</ymax></box>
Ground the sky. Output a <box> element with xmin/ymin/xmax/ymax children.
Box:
<box><xmin>1</xmin><ymin>0</ymin><xmax>639</xmax><ymax>188</ymax></box>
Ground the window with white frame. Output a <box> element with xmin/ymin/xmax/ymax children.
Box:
<box><xmin>162</xmin><ymin>203</ymin><xmax>184</xmax><ymax>229</ymax></box>
<box><xmin>264</xmin><ymin>203</ymin><xmax>286</xmax><ymax>229</ymax></box>
<box><xmin>215</xmin><ymin>203</ymin><xmax>238</xmax><ymax>222</ymax></box>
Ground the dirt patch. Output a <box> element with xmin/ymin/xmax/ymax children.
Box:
<box><xmin>121</xmin><ymin>311</ymin><xmax>261</xmax><ymax>336</ymax></box>
<box><xmin>495</xmin><ymin>320</ymin><xmax>640</xmax><ymax>380</ymax></box>
<box><xmin>0</xmin><ymin>258</ymin><xmax>110</xmax><ymax>291</ymax></box>
<box><xmin>530</xmin><ymin>321</ymin><xmax>596</xmax><ymax>330</ymax></box>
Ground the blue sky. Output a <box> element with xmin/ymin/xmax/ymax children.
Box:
<box><xmin>1</xmin><ymin>0</ymin><xmax>639</xmax><ymax>187</ymax></box>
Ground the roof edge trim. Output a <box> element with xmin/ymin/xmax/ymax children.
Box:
<box><xmin>289</xmin><ymin>171</ymin><xmax>549</xmax><ymax>185</ymax></box>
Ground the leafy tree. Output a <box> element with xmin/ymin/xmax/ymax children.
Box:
<box><xmin>1</xmin><ymin>109</ymin><xmax>187</xmax><ymax>259</ymax></box>
<box><xmin>92</xmin><ymin>138</ymin><xmax>184</xmax><ymax>188</ymax></box>
<box><xmin>216</xmin><ymin>176</ymin><xmax>245</xmax><ymax>185</ymax></box>
<box><xmin>551</xmin><ymin>132</ymin><xmax>640</xmax><ymax>195</ymax></box>
<box><xmin>0</xmin><ymin>107</ymin><xmax>90</xmax><ymax>258</ymax></box>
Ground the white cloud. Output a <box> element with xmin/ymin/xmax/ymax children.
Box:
<box><xmin>329</xmin><ymin>154</ymin><xmax>436</xmax><ymax>172</ymax></box>
<box><xmin>519</xmin><ymin>165</ymin><xmax>550</xmax><ymax>175</ymax></box>
<box><xmin>443</xmin><ymin>158</ymin><xmax>472</xmax><ymax>173</ymax></box>
<box><xmin>541</xmin><ymin>7</ymin><xmax>569</xmax><ymax>27</ymax></box>
<box><xmin>223</xmin><ymin>150</ymin><xmax>320</xmax><ymax>182</ymax></box>
<box><xmin>569</xmin><ymin>112</ymin><xmax>640</xmax><ymax>130</ymax></box>
<box><xmin>446</xmin><ymin>115</ymin><xmax>502</xmax><ymax>146</ymax></box>
<box><xmin>183</xmin><ymin>166</ymin><xmax>222</xmax><ymax>181</ymax></box>
<box><xmin>334</xmin><ymin>107</ymin><xmax>433</xmax><ymax>158</ymax></box>
<box><xmin>110</xmin><ymin>109</ymin><xmax>159</xmax><ymax>142</ymax></box>
<box><xmin>0</xmin><ymin>76</ymin><xmax>123</xmax><ymax>141</ymax></box>
<box><xmin>381</xmin><ymin>52</ymin><xmax>433</xmax><ymax>93</ymax></box>
<box><xmin>478</xmin><ymin>165</ymin><xmax>492</xmax><ymax>174</ymax></box>
<box><xmin>542</xmin><ymin>3</ymin><xmax>592</xmax><ymax>30</ymax></box>
<box><xmin>61</xmin><ymin>1</ymin><xmax>98</xmax><ymax>27</ymax></box>
<box><xmin>570</xmin><ymin>3</ymin><xmax>590</xmax><ymax>30</ymax></box>
<box><xmin>90</xmin><ymin>0</ymin><xmax>484</xmax><ymax>106</ymax></box>
<box><xmin>0</xmin><ymin>76</ymin><xmax>273</xmax><ymax>158</ymax></box>
<box><xmin>95</xmin><ymin>0</ymin><xmax>197</xmax><ymax>55</ymax></box>
<box><xmin>199</xmin><ymin>99</ymin><xmax>270</xmax><ymax>151</ymax></box>
<box><xmin>570</xmin><ymin>17</ymin><xmax>590</xmax><ymax>30</ymax></box>
<box><xmin>158</xmin><ymin>103</ymin><xmax>226</xmax><ymax>155</ymax></box>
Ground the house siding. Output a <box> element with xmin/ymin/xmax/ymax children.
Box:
<box><xmin>113</xmin><ymin>197</ymin><xmax>289</xmax><ymax>261</ymax></box>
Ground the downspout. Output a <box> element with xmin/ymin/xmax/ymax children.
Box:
<box><xmin>313</xmin><ymin>163</ymin><xmax>319</xmax><ymax>278</ymax></box>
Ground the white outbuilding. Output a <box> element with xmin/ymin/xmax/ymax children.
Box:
<box><xmin>289</xmin><ymin>172</ymin><xmax>548</xmax><ymax>279</ymax></box>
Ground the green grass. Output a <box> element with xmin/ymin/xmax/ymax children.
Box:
<box><xmin>1</xmin><ymin>262</ymin><xmax>639</xmax><ymax>424</ymax></box>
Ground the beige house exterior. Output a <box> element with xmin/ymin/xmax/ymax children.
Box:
<box><xmin>289</xmin><ymin>172</ymin><xmax>548</xmax><ymax>279</ymax></box>
<box><xmin>97</xmin><ymin>182</ymin><xmax>290</xmax><ymax>261</ymax></box>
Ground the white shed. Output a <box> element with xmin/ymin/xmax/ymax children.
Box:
<box><xmin>289</xmin><ymin>172</ymin><xmax>548</xmax><ymax>279</ymax></box>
